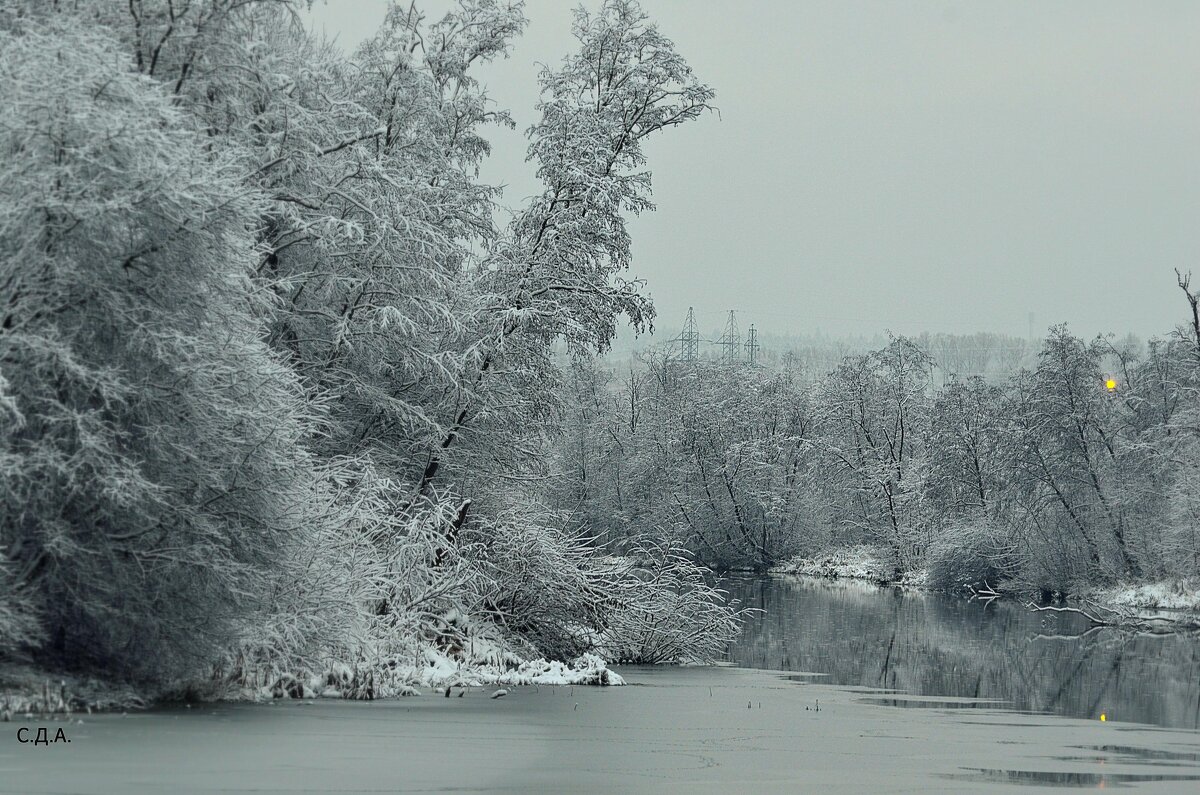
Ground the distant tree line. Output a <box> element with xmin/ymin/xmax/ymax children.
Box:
<box><xmin>0</xmin><ymin>0</ymin><xmax>739</xmax><ymax>689</ymax></box>
<box><xmin>555</xmin><ymin>291</ymin><xmax>1200</xmax><ymax>594</ymax></box>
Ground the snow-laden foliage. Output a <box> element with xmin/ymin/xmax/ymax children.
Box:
<box><xmin>556</xmin><ymin>305</ymin><xmax>1200</xmax><ymax>596</ymax></box>
<box><xmin>0</xmin><ymin>19</ymin><xmax>324</xmax><ymax>678</ymax></box>
<box><xmin>810</xmin><ymin>336</ymin><xmax>934</xmax><ymax>573</ymax></box>
<box><xmin>554</xmin><ymin>356</ymin><xmax>818</xmax><ymax>572</ymax></box>
<box><xmin>465</xmin><ymin>514</ymin><xmax>743</xmax><ymax>664</ymax></box>
<box><xmin>924</xmin><ymin>520</ymin><xmax>1014</xmax><ymax>592</ymax></box>
<box><xmin>0</xmin><ymin>557</ymin><xmax>41</xmax><ymax>654</ymax></box>
<box><xmin>597</xmin><ymin>539</ymin><xmax>746</xmax><ymax>664</ymax></box>
<box><xmin>0</xmin><ymin>0</ymin><xmax>739</xmax><ymax>691</ymax></box>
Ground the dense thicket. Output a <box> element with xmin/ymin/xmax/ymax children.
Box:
<box><xmin>0</xmin><ymin>0</ymin><xmax>738</xmax><ymax>687</ymax></box>
<box><xmin>556</xmin><ymin>298</ymin><xmax>1200</xmax><ymax>594</ymax></box>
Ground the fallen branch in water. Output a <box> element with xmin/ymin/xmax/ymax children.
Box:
<box><xmin>1025</xmin><ymin>600</ymin><xmax>1200</xmax><ymax>633</ymax></box>
<box><xmin>968</xmin><ymin>581</ymin><xmax>1001</xmax><ymax>605</ymax></box>
<box><xmin>1024</xmin><ymin>602</ymin><xmax>1116</xmax><ymax>626</ymax></box>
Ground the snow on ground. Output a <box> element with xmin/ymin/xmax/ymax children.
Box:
<box><xmin>400</xmin><ymin>648</ymin><xmax>624</xmax><ymax>689</ymax></box>
<box><xmin>1090</xmin><ymin>579</ymin><xmax>1200</xmax><ymax>611</ymax></box>
<box><xmin>895</xmin><ymin>567</ymin><xmax>930</xmax><ymax>589</ymax></box>
<box><xmin>250</xmin><ymin>607</ymin><xmax>626</xmax><ymax>701</ymax></box>
<box><xmin>478</xmin><ymin>653</ymin><xmax>624</xmax><ymax>687</ymax></box>
<box><xmin>772</xmin><ymin>545</ymin><xmax>893</xmax><ymax>583</ymax></box>
<box><xmin>252</xmin><ymin>650</ymin><xmax>624</xmax><ymax>702</ymax></box>
<box><xmin>5</xmin><ymin>611</ymin><xmax>625</xmax><ymax>712</ymax></box>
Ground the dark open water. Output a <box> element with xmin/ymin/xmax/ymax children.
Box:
<box><xmin>724</xmin><ymin>575</ymin><xmax>1200</xmax><ymax>729</ymax></box>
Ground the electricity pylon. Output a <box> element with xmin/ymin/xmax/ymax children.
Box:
<box><xmin>718</xmin><ymin>310</ymin><xmax>740</xmax><ymax>365</ymax></box>
<box><xmin>745</xmin><ymin>324</ymin><xmax>759</xmax><ymax>365</ymax></box>
<box><xmin>673</xmin><ymin>306</ymin><xmax>700</xmax><ymax>362</ymax></box>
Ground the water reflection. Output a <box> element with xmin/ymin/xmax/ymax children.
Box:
<box><xmin>1067</xmin><ymin>745</ymin><xmax>1200</xmax><ymax>764</ymax></box>
<box><xmin>723</xmin><ymin>575</ymin><xmax>1200</xmax><ymax>730</ymax></box>
<box><xmin>858</xmin><ymin>697</ymin><xmax>1010</xmax><ymax>709</ymax></box>
<box><xmin>944</xmin><ymin>769</ymin><xmax>1200</xmax><ymax>787</ymax></box>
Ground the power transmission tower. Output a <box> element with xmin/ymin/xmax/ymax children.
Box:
<box><xmin>718</xmin><ymin>310</ymin><xmax>740</xmax><ymax>365</ymax></box>
<box><xmin>745</xmin><ymin>324</ymin><xmax>759</xmax><ymax>365</ymax></box>
<box><xmin>675</xmin><ymin>306</ymin><xmax>700</xmax><ymax>362</ymax></box>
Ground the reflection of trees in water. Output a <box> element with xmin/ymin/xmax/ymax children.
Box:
<box><xmin>725</xmin><ymin>577</ymin><xmax>1200</xmax><ymax>729</ymax></box>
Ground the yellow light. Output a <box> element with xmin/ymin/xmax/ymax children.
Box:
<box><xmin>1105</xmin><ymin>379</ymin><xmax>1117</xmax><ymax>391</ymax></box>
<box><xmin>1100</xmin><ymin>713</ymin><xmax>1107</xmax><ymax>722</ymax></box>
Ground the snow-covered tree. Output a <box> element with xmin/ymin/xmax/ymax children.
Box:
<box><xmin>926</xmin><ymin>376</ymin><xmax>1007</xmax><ymax>519</ymax></box>
<box><xmin>417</xmin><ymin>0</ymin><xmax>715</xmax><ymax>498</ymax></box>
<box><xmin>811</xmin><ymin>336</ymin><xmax>933</xmax><ymax>570</ymax></box>
<box><xmin>0</xmin><ymin>18</ymin><xmax>323</xmax><ymax>678</ymax></box>
<box><xmin>0</xmin><ymin>0</ymin><xmax>742</xmax><ymax>687</ymax></box>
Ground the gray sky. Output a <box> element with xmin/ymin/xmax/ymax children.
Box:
<box><xmin>304</xmin><ymin>0</ymin><xmax>1200</xmax><ymax>341</ymax></box>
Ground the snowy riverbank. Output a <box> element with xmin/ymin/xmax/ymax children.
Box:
<box><xmin>1</xmin><ymin>648</ymin><xmax>623</xmax><ymax>720</ymax></box>
<box><xmin>772</xmin><ymin>546</ymin><xmax>929</xmax><ymax>588</ymax></box>
<box><xmin>245</xmin><ymin>650</ymin><xmax>624</xmax><ymax>703</ymax></box>
<box><xmin>773</xmin><ymin>548</ymin><xmax>1200</xmax><ymax>630</ymax></box>
<box><xmin>1086</xmin><ymin>579</ymin><xmax>1200</xmax><ymax>611</ymax></box>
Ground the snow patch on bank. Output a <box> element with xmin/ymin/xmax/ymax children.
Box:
<box><xmin>256</xmin><ymin>651</ymin><xmax>623</xmax><ymax>701</ymax></box>
<box><xmin>407</xmin><ymin>648</ymin><xmax>623</xmax><ymax>688</ymax></box>
<box><xmin>895</xmin><ymin>568</ymin><xmax>930</xmax><ymax>589</ymax></box>
<box><xmin>1090</xmin><ymin>579</ymin><xmax>1200</xmax><ymax>611</ymax></box>
<box><xmin>240</xmin><ymin>611</ymin><xmax>627</xmax><ymax>702</ymax></box>
<box><xmin>773</xmin><ymin>546</ymin><xmax>894</xmax><ymax>583</ymax></box>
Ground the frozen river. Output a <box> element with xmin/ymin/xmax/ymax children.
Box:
<box><xmin>2</xmin><ymin>576</ymin><xmax>1199</xmax><ymax>793</ymax></box>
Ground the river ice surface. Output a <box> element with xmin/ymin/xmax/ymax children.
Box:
<box><xmin>2</xmin><ymin>664</ymin><xmax>1199</xmax><ymax>793</ymax></box>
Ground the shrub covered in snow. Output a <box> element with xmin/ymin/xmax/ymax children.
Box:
<box><xmin>464</xmin><ymin>517</ymin><xmax>743</xmax><ymax>666</ymax></box>
<box><xmin>599</xmin><ymin>540</ymin><xmax>746</xmax><ymax>664</ymax></box>
<box><xmin>925</xmin><ymin>520</ymin><xmax>1016</xmax><ymax>592</ymax></box>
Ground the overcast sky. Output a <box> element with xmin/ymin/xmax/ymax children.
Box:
<box><xmin>303</xmin><ymin>0</ymin><xmax>1200</xmax><ymax>341</ymax></box>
